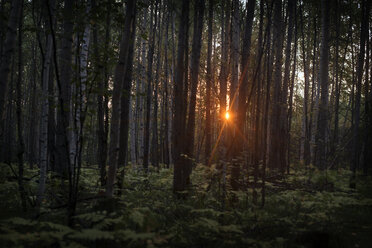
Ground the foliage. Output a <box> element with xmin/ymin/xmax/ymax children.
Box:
<box><xmin>0</xmin><ymin>163</ymin><xmax>372</xmax><ymax>247</ymax></box>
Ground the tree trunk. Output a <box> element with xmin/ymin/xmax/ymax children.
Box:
<box><xmin>143</xmin><ymin>2</ymin><xmax>156</xmax><ymax>171</ymax></box>
<box><xmin>172</xmin><ymin>0</ymin><xmax>189</xmax><ymax>193</ymax></box>
<box><xmin>314</xmin><ymin>0</ymin><xmax>330</xmax><ymax>170</ymax></box>
<box><xmin>94</xmin><ymin>0</ymin><xmax>111</xmax><ymax>186</ymax></box>
<box><xmin>269</xmin><ymin>0</ymin><xmax>284</xmax><ymax>172</ymax></box>
<box><xmin>205</xmin><ymin>0</ymin><xmax>213</xmax><ymax>165</ymax></box>
<box><xmin>300</xmin><ymin>3</ymin><xmax>311</xmax><ymax>166</ymax></box>
<box><xmin>106</xmin><ymin>0</ymin><xmax>137</xmax><ymax>197</ymax></box>
<box><xmin>184</xmin><ymin>0</ymin><xmax>205</xmax><ymax>184</ymax></box>
<box><xmin>55</xmin><ymin>0</ymin><xmax>74</xmax><ymax>176</ymax></box>
<box><xmin>37</xmin><ymin>0</ymin><xmax>54</xmax><ymax>208</ymax></box>
<box><xmin>351</xmin><ymin>0</ymin><xmax>369</xmax><ymax>186</ymax></box>
<box><xmin>0</xmin><ymin>0</ymin><xmax>23</xmax><ymax>162</ymax></box>
<box><xmin>279</xmin><ymin>0</ymin><xmax>295</xmax><ymax>172</ymax></box>
<box><xmin>16</xmin><ymin>1</ymin><xmax>26</xmax><ymax>211</ymax></box>
<box><xmin>232</xmin><ymin>0</ymin><xmax>255</xmax><ymax>191</ymax></box>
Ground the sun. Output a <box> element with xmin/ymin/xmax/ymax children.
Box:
<box><xmin>225</xmin><ymin>112</ymin><xmax>230</xmax><ymax>120</ymax></box>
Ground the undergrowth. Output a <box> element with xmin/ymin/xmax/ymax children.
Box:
<box><xmin>0</xmin><ymin>163</ymin><xmax>371</xmax><ymax>247</ymax></box>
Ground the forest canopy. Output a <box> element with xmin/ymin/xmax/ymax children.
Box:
<box><xmin>0</xmin><ymin>0</ymin><xmax>372</xmax><ymax>247</ymax></box>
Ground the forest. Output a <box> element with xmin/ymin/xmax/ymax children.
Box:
<box><xmin>0</xmin><ymin>0</ymin><xmax>372</xmax><ymax>247</ymax></box>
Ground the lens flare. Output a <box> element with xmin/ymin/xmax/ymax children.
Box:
<box><xmin>225</xmin><ymin>112</ymin><xmax>230</xmax><ymax>120</ymax></box>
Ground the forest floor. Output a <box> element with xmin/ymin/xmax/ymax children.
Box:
<box><xmin>0</xmin><ymin>163</ymin><xmax>372</xmax><ymax>248</ymax></box>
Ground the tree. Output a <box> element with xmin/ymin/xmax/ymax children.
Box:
<box><xmin>205</xmin><ymin>0</ymin><xmax>213</xmax><ymax>164</ymax></box>
<box><xmin>106</xmin><ymin>0</ymin><xmax>137</xmax><ymax>197</ymax></box>
<box><xmin>351</xmin><ymin>0</ymin><xmax>369</xmax><ymax>186</ymax></box>
<box><xmin>0</xmin><ymin>0</ymin><xmax>23</xmax><ymax>162</ymax></box>
<box><xmin>183</xmin><ymin>0</ymin><xmax>205</xmax><ymax>185</ymax></box>
<box><xmin>314</xmin><ymin>0</ymin><xmax>330</xmax><ymax>170</ymax></box>
<box><xmin>172</xmin><ymin>0</ymin><xmax>189</xmax><ymax>194</ymax></box>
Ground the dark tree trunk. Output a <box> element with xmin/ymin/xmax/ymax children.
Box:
<box><xmin>117</xmin><ymin>5</ymin><xmax>137</xmax><ymax>186</ymax></box>
<box><xmin>184</xmin><ymin>0</ymin><xmax>205</xmax><ymax>184</ymax></box>
<box><xmin>55</xmin><ymin>0</ymin><xmax>74</xmax><ymax>176</ymax></box>
<box><xmin>279</xmin><ymin>0</ymin><xmax>295</xmax><ymax>173</ymax></box>
<box><xmin>314</xmin><ymin>0</ymin><xmax>330</xmax><ymax>170</ymax></box>
<box><xmin>106</xmin><ymin>0</ymin><xmax>137</xmax><ymax>197</ymax></box>
<box><xmin>232</xmin><ymin>0</ymin><xmax>255</xmax><ymax>191</ymax></box>
<box><xmin>331</xmin><ymin>0</ymin><xmax>340</xmax><ymax>169</ymax></box>
<box><xmin>351</xmin><ymin>0</ymin><xmax>369</xmax><ymax>186</ymax></box>
<box><xmin>143</xmin><ymin>2</ymin><xmax>156</xmax><ymax>171</ymax></box>
<box><xmin>151</xmin><ymin>2</ymin><xmax>161</xmax><ymax>169</ymax></box>
<box><xmin>300</xmin><ymin>3</ymin><xmax>311</xmax><ymax>166</ymax></box>
<box><xmin>16</xmin><ymin>2</ymin><xmax>26</xmax><ymax>211</ymax></box>
<box><xmin>269</xmin><ymin>0</ymin><xmax>284</xmax><ymax>172</ymax></box>
<box><xmin>0</xmin><ymin>0</ymin><xmax>23</xmax><ymax>162</ymax></box>
<box><xmin>94</xmin><ymin>0</ymin><xmax>111</xmax><ymax>186</ymax></box>
<box><xmin>205</xmin><ymin>0</ymin><xmax>213</xmax><ymax>165</ymax></box>
<box><xmin>173</xmin><ymin>0</ymin><xmax>189</xmax><ymax>193</ymax></box>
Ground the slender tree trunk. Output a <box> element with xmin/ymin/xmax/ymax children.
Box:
<box><xmin>138</xmin><ymin>2</ymin><xmax>148</xmax><ymax>166</ymax></box>
<box><xmin>0</xmin><ymin>0</ymin><xmax>23</xmax><ymax>162</ymax></box>
<box><xmin>363</xmin><ymin>19</ymin><xmax>371</xmax><ymax>174</ymax></box>
<box><xmin>151</xmin><ymin>2</ymin><xmax>161</xmax><ymax>169</ymax></box>
<box><xmin>37</xmin><ymin>0</ymin><xmax>54</xmax><ymax>208</ymax></box>
<box><xmin>262</xmin><ymin>0</ymin><xmax>273</xmax><ymax>207</ymax></box>
<box><xmin>314</xmin><ymin>0</ymin><xmax>330</xmax><ymax>170</ymax></box>
<box><xmin>351</xmin><ymin>0</ymin><xmax>369</xmax><ymax>186</ymax></box>
<box><xmin>184</xmin><ymin>0</ymin><xmax>205</xmax><ymax>185</ymax></box>
<box><xmin>162</xmin><ymin>4</ymin><xmax>171</xmax><ymax>168</ymax></box>
<box><xmin>28</xmin><ymin>43</ymin><xmax>38</xmax><ymax>169</ymax></box>
<box><xmin>143</xmin><ymin>2</ymin><xmax>156</xmax><ymax>171</ymax></box>
<box><xmin>287</xmin><ymin>7</ymin><xmax>298</xmax><ymax>172</ymax></box>
<box><xmin>16</xmin><ymin>2</ymin><xmax>26</xmax><ymax>211</ymax></box>
<box><xmin>106</xmin><ymin>0</ymin><xmax>137</xmax><ymax>197</ymax></box>
<box><xmin>55</xmin><ymin>0</ymin><xmax>74</xmax><ymax>176</ymax></box>
<box><xmin>232</xmin><ymin>0</ymin><xmax>255</xmax><ymax>191</ymax></box>
<box><xmin>279</xmin><ymin>0</ymin><xmax>295</xmax><ymax>172</ymax></box>
<box><xmin>300</xmin><ymin>4</ymin><xmax>310</xmax><ymax>166</ymax></box>
<box><xmin>331</xmin><ymin>0</ymin><xmax>340</xmax><ymax>169</ymax></box>
<box><xmin>173</xmin><ymin>0</ymin><xmax>189</xmax><ymax>193</ymax></box>
<box><xmin>253</xmin><ymin>0</ymin><xmax>264</xmax><ymax>203</ymax></box>
<box><xmin>94</xmin><ymin>0</ymin><xmax>110</xmax><ymax>186</ymax></box>
<box><xmin>205</xmin><ymin>0</ymin><xmax>213</xmax><ymax>165</ymax></box>
<box><xmin>269</xmin><ymin>0</ymin><xmax>284</xmax><ymax>172</ymax></box>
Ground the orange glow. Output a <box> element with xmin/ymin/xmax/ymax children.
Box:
<box><xmin>225</xmin><ymin>112</ymin><xmax>230</xmax><ymax>120</ymax></box>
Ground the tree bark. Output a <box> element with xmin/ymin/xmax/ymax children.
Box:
<box><xmin>37</xmin><ymin>0</ymin><xmax>54</xmax><ymax>208</ymax></box>
<box><xmin>16</xmin><ymin>1</ymin><xmax>26</xmax><ymax>211</ymax></box>
<box><xmin>0</xmin><ymin>0</ymin><xmax>23</xmax><ymax>162</ymax></box>
<box><xmin>351</xmin><ymin>0</ymin><xmax>369</xmax><ymax>185</ymax></box>
<box><xmin>143</xmin><ymin>1</ymin><xmax>157</xmax><ymax>171</ymax></box>
<box><xmin>172</xmin><ymin>0</ymin><xmax>189</xmax><ymax>193</ymax></box>
<box><xmin>106</xmin><ymin>0</ymin><xmax>137</xmax><ymax>197</ymax></box>
<box><xmin>184</xmin><ymin>0</ymin><xmax>205</xmax><ymax>184</ymax></box>
<box><xmin>314</xmin><ymin>0</ymin><xmax>330</xmax><ymax>170</ymax></box>
<box><xmin>205</xmin><ymin>0</ymin><xmax>213</xmax><ymax>165</ymax></box>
